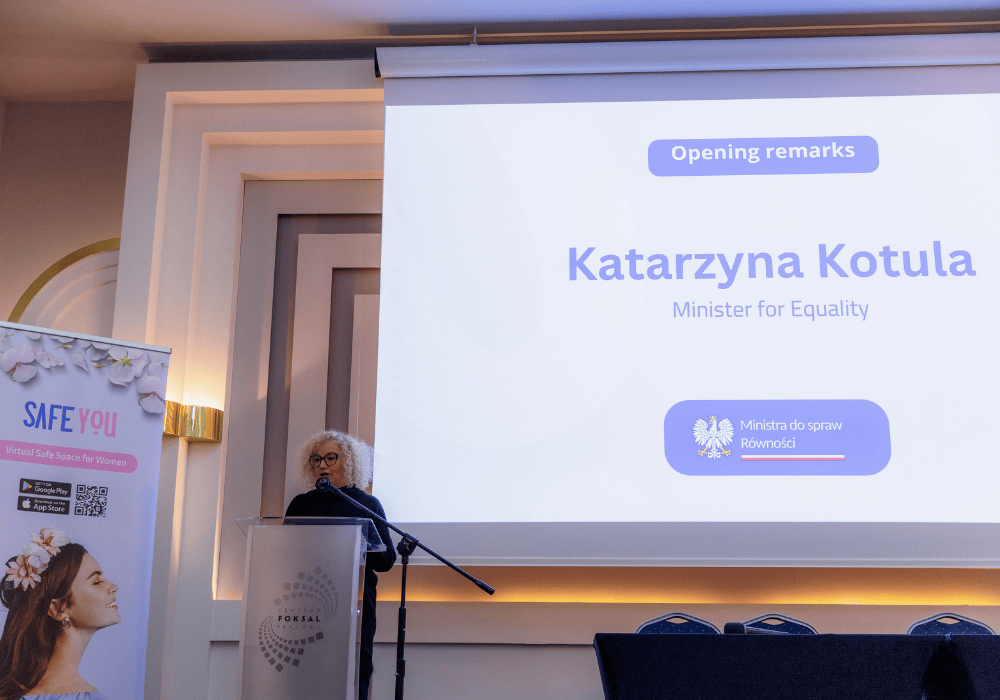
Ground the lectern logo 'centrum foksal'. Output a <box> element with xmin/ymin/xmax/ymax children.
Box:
<box><xmin>257</xmin><ymin>566</ymin><xmax>338</xmax><ymax>673</ymax></box>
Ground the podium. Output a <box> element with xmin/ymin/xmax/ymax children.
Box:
<box><xmin>236</xmin><ymin>517</ymin><xmax>386</xmax><ymax>700</ymax></box>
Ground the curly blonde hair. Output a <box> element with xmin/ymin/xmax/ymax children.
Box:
<box><xmin>298</xmin><ymin>430</ymin><xmax>373</xmax><ymax>491</ymax></box>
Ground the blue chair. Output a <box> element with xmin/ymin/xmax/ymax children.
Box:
<box><xmin>743</xmin><ymin>613</ymin><xmax>818</xmax><ymax>635</ymax></box>
<box><xmin>907</xmin><ymin>613</ymin><xmax>995</xmax><ymax>636</ymax></box>
<box><xmin>637</xmin><ymin>612</ymin><xmax>720</xmax><ymax>634</ymax></box>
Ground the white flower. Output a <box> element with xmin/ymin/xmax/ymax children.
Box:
<box><xmin>70</xmin><ymin>352</ymin><xmax>90</xmax><ymax>372</ymax></box>
<box><xmin>86</xmin><ymin>345</ymin><xmax>108</xmax><ymax>361</ymax></box>
<box><xmin>0</xmin><ymin>333</ymin><xmax>13</xmax><ymax>353</ymax></box>
<box><xmin>24</xmin><ymin>332</ymin><xmax>41</xmax><ymax>340</ymax></box>
<box><xmin>147</xmin><ymin>351</ymin><xmax>169</xmax><ymax>366</ymax></box>
<box><xmin>139</xmin><ymin>393</ymin><xmax>165</xmax><ymax>414</ymax></box>
<box><xmin>26</xmin><ymin>339</ymin><xmax>46</xmax><ymax>361</ymax></box>
<box><xmin>137</xmin><ymin>364</ymin><xmax>167</xmax><ymax>414</ymax></box>
<box><xmin>109</xmin><ymin>346</ymin><xmax>147</xmax><ymax>363</ymax></box>
<box><xmin>22</xmin><ymin>546</ymin><xmax>51</xmax><ymax>569</ymax></box>
<box><xmin>28</xmin><ymin>528</ymin><xmax>69</xmax><ymax>557</ymax></box>
<box><xmin>107</xmin><ymin>347</ymin><xmax>148</xmax><ymax>386</ymax></box>
<box><xmin>35</xmin><ymin>352</ymin><xmax>64</xmax><ymax>369</ymax></box>
<box><xmin>0</xmin><ymin>344</ymin><xmax>38</xmax><ymax>383</ymax></box>
<box><xmin>79</xmin><ymin>340</ymin><xmax>111</xmax><ymax>361</ymax></box>
<box><xmin>49</xmin><ymin>334</ymin><xmax>75</xmax><ymax>349</ymax></box>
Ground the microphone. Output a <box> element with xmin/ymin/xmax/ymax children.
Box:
<box><xmin>315</xmin><ymin>477</ymin><xmax>333</xmax><ymax>491</ymax></box>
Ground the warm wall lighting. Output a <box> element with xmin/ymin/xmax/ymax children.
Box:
<box><xmin>163</xmin><ymin>401</ymin><xmax>224</xmax><ymax>443</ymax></box>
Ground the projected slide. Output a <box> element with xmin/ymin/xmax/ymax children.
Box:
<box><xmin>377</xmin><ymin>93</ymin><xmax>999</xmax><ymax>525</ymax></box>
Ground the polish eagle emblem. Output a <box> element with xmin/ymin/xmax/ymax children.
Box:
<box><xmin>693</xmin><ymin>415</ymin><xmax>734</xmax><ymax>458</ymax></box>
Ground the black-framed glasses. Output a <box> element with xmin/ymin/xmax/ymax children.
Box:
<box><xmin>308</xmin><ymin>452</ymin><xmax>339</xmax><ymax>469</ymax></box>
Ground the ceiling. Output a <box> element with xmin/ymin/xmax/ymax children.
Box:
<box><xmin>2</xmin><ymin>0</ymin><xmax>998</xmax><ymax>101</ymax></box>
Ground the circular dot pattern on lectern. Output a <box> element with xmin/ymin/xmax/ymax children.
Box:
<box><xmin>258</xmin><ymin>566</ymin><xmax>338</xmax><ymax>673</ymax></box>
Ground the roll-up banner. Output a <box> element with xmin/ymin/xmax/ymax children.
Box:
<box><xmin>0</xmin><ymin>321</ymin><xmax>170</xmax><ymax>700</ymax></box>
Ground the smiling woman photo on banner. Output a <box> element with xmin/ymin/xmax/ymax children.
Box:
<box><xmin>0</xmin><ymin>528</ymin><xmax>119</xmax><ymax>700</ymax></box>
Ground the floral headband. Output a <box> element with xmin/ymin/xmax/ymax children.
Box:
<box><xmin>4</xmin><ymin>528</ymin><xmax>70</xmax><ymax>591</ymax></box>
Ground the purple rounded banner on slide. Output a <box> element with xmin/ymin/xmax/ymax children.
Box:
<box><xmin>663</xmin><ymin>400</ymin><xmax>890</xmax><ymax>475</ymax></box>
<box><xmin>648</xmin><ymin>137</ymin><xmax>878</xmax><ymax>176</ymax></box>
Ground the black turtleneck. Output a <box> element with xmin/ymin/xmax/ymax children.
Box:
<box><xmin>285</xmin><ymin>486</ymin><xmax>395</xmax><ymax>698</ymax></box>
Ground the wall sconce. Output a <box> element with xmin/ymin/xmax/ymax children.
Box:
<box><xmin>163</xmin><ymin>400</ymin><xmax>224</xmax><ymax>443</ymax></box>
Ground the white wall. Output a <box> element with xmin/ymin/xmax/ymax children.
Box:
<box><xmin>0</xmin><ymin>100</ymin><xmax>131</xmax><ymax>320</ymax></box>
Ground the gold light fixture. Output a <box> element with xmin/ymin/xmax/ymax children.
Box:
<box><xmin>182</xmin><ymin>404</ymin><xmax>224</xmax><ymax>443</ymax></box>
<box><xmin>163</xmin><ymin>401</ymin><xmax>183</xmax><ymax>438</ymax></box>
<box><xmin>163</xmin><ymin>401</ymin><xmax>223</xmax><ymax>443</ymax></box>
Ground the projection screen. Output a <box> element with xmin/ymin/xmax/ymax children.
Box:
<box><xmin>374</xmin><ymin>35</ymin><xmax>1000</xmax><ymax>566</ymax></box>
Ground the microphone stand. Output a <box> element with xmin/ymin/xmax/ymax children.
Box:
<box><xmin>314</xmin><ymin>478</ymin><xmax>494</xmax><ymax>700</ymax></box>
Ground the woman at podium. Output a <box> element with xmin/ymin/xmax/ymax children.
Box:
<box><xmin>285</xmin><ymin>430</ymin><xmax>396</xmax><ymax>700</ymax></box>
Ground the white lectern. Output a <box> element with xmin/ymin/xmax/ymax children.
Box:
<box><xmin>236</xmin><ymin>517</ymin><xmax>385</xmax><ymax>700</ymax></box>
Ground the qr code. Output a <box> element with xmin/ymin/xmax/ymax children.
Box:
<box><xmin>75</xmin><ymin>485</ymin><xmax>108</xmax><ymax>517</ymax></box>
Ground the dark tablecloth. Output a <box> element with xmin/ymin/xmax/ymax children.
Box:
<box><xmin>593</xmin><ymin>633</ymin><xmax>1000</xmax><ymax>700</ymax></box>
